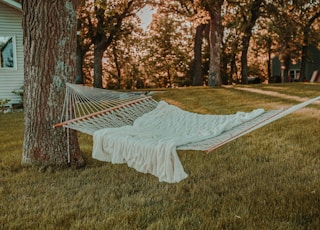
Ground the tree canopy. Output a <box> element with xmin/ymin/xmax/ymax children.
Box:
<box><xmin>75</xmin><ymin>0</ymin><xmax>320</xmax><ymax>87</ymax></box>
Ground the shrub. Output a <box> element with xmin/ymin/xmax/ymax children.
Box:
<box><xmin>0</xmin><ymin>98</ymin><xmax>10</xmax><ymax>111</ymax></box>
<box><xmin>12</xmin><ymin>86</ymin><xmax>24</xmax><ymax>109</ymax></box>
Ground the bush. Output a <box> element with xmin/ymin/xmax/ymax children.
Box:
<box><xmin>12</xmin><ymin>86</ymin><xmax>24</xmax><ymax>109</ymax></box>
<box><xmin>0</xmin><ymin>98</ymin><xmax>10</xmax><ymax>111</ymax></box>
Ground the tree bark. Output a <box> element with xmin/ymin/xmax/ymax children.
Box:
<box><xmin>192</xmin><ymin>24</ymin><xmax>206</xmax><ymax>86</ymax></box>
<box><xmin>76</xmin><ymin>44</ymin><xmax>85</xmax><ymax>84</ymax></box>
<box><xmin>240</xmin><ymin>0</ymin><xmax>263</xmax><ymax>84</ymax></box>
<box><xmin>240</xmin><ymin>34</ymin><xmax>250</xmax><ymax>84</ymax></box>
<box><xmin>22</xmin><ymin>1</ymin><xmax>84</xmax><ymax>167</ymax></box>
<box><xmin>208</xmin><ymin>1</ymin><xmax>223</xmax><ymax>87</ymax></box>
<box><xmin>93</xmin><ymin>40</ymin><xmax>106</xmax><ymax>88</ymax></box>
<box><xmin>300</xmin><ymin>43</ymin><xmax>308</xmax><ymax>82</ymax></box>
<box><xmin>280</xmin><ymin>55</ymin><xmax>291</xmax><ymax>83</ymax></box>
<box><xmin>266</xmin><ymin>37</ymin><xmax>272</xmax><ymax>82</ymax></box>
<box><xmin>230</xmin><ymin>53</ymin><xmax>238</xmax><ymax>84</ymax></box>
<box><xmin>113</xmin><ymin>45</ymin><xmax>121</xmax><ymax>89</ymax></box>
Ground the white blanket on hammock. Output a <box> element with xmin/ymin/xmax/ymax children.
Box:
<box><xmin>92</xmin><ymin>101</ymin><xmax>264</xmax><ymax>183</ymax></box>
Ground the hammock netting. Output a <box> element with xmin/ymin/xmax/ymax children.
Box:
<box><xmin>54</xmin><ymin>83</ymin><xmax>320</xmax><ymax>183</ymax></box>
<box><xmin>55</xmin><ymin>83</ymin><xmax>159</xmax><ymax>135</ymax></box>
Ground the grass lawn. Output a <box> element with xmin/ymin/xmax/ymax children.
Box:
<box><xmin>1</xmin><ymin>83</ymin><xmax>320</xmax><ymax>229</ymax></box>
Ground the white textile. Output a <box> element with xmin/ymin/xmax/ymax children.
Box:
<box><xmin>92</xmin><ymin>101</ymin><xmax>264</xmax><ymax>183</ymax></box>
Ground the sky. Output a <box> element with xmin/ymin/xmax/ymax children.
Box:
<box><xmin>137</xmin><ymin>5</ymin><xmax>157</xmax><ymax>30</ymax></box>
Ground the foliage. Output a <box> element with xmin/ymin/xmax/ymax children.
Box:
<box><xmin>76</xmin><ymin>0</ymin><xmax>320</xmax><ymax>86</ymax></box>
<box><xmin>12</xmin><ymin>86</ymin><xmax>24</xmax><ymax>104</ymax></box>
<box><xmin>0</xmin><ymin>98</ymin><xmax>10</xmax><ymax>111</ymax></box>
<box><xmin>1</xmin><ymin>83</ymin><xmax>320</xmax><ymax>229</ymax></box>
<box><xmin>143</xmin><ymin>8</ymin><xmax>193</xmax><ymax>87</ymax></box>
<box><xmin>103</xmin><ymin>20</ymin><xmax>147</xmax><ymax>89</ymax></box>
<box><xmin>263</xmin><ymin>0</ymin><xmax>320</xmax><ymax>82</ymax></box>
<box><xmin>77</xmin><ymin>0</ymin><xmax>147</xmax><ymax>88</ymax></box>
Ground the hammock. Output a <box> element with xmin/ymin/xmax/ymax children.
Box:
<box><xmin>54</xmin><ymin>83</ymin><xmax>320</xmax><ymax>183</ymax></box>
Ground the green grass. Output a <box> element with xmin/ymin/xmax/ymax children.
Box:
<box><xmin>244</xmin><ymin>83</ymin><xmax>320</xmax><ymax>97</ymax></box>
<box><xmin>1</xmin><ymin>83</ymin><xmax>320</xmax><ymax>229</ymax></box>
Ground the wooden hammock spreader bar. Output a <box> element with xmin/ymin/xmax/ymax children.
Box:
<box><xmin>53</xmin><ymin>96</ymin><xmax>154</xmax><ymax>128</ymax></box>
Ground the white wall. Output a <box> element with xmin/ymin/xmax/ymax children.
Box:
<box><xmin>0</xmin><ymin>2</ymin><xmax>23</xmax><ymax>106</ymax></box>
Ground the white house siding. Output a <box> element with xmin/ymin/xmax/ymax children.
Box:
<box><xmin>0</xmin><ymin>2</ymin><xmax>23</xmax><ymax>106</ymax></box>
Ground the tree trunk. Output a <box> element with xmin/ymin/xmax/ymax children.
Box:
<box><xmin>76</xmin><ymin>44</ymin><xmax>85</xmax><ymax>84</ymax></box>
<box><xmin>267</xmin><ymin>37</ymin><xmax>272</xmax><ymax>82</ymax></box>
<box><xmin>192</xmin><ymin>24</ymin><xmax>206</xmax><ymax>86</ymax></box>
<box><xmin>93</xmin><ymin>40</ymin><xmax>105</xmax><ymax>88</ymax></box>
<box><xmin>90</xmin><ymin>1</ymin><xmax>135</xmax><ymax>88</ymax></box>
<box><xmin>230</xmin><ymin>53</ymin><xmax>238</xmax><ymax>84</ymax></box>
<box><xmin>300</xmin><ymin>44</ymin><xmax>308</xmax><ymax>82</ymax></box>
<box><xmin>240</xmin><ymin>35</ymin><xmax>250</xmax><ymax>84</ymax></box>
<box><xmin>284</xmin><ymin>56</ymin><xmax>290</xmax><ymax>83</ymax></box>
<box><xmin>240</xmin><ymin>0</ymin><xmax>263</xmax><ymax>84</ymax></box>
<box><xmin>280</xmin><ymin>55</ymin><xmax>290</xmax><ymax>83</ymax></box>
<box><xmin>167</xmin><ymin>67</ymin><xmax>171</xmax><ymax>87</ymax></box>
<box><xmin>113</xmin><ymin>46</ymin><xmax>121</xmax><ymax>89</ymax></box>
<box><xmin>22</xmin><ymin>1</ymin><xmax>84</xmax><ymax>167</ymax></box>
<box><xmin>208</xmin><ymin>2</ymin><xmax>222</xmax><ymax>87</ymax></box>
<box><xmin>299</xmin><ymin>26</ymin><xmax>310</xmax><ymax>82</ymax></box>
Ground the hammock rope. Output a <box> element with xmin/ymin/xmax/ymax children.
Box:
<box><xmin>181</xmin><ymin>95</ymin><xmax>320</xmax><ymax>153</ymax></box>
<box><xmin>54</xmin><ymin>83</ymin><xmax>159</xmax><ymax>135</ymax></box>
<box><xmin>53</xmin><ymin>83</ymin><xmax>319</xmax><ymax>182</ymax></box>
<box><xmin>54</xmin><ymin>83</ymin><xmax>320</xmax><ymax>152</ymax></box>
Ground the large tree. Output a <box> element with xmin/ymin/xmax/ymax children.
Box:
<box><xmin>157</xmin><ymin>0</ymin><xmax>209</xmax><ymax>86</ymax></box>
<box><xmin>227</xmin><ymin>0</ymin><xmax>264</xmax><ymax>84</ymax></box>
<box><xmin>76</xmin><ymin>0</ymin><xmax>92</xmax><ymax>84</ymax></box>
<box><xmin>193</xmin><ymin>23</ymin><xmax>208</xmax><ymax>86</ymax></box>
<box><xmin>80</xmin><ymin>0</ymin><xmax>146</xmax><ymax>88</ymax></box>
<box><xmin>204</xmin><ymin>0</ymin><xmax>223</xmax><ymax>87</ymax></box>
<box><xmin>240</xmin><ymin>0</ymin><xmax>263</xmax><ymax>84</ymax></box>
<box><xmin>159</xmin><ymin>0</ymin><xmax>222</xmax><ymax>87</ymax></box>
<box><xmin>22</xmin><ymin>1</ymin><xmax>84</xmax><ymax>167</ymax></box>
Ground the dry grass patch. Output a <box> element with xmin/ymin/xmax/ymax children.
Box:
<box><xmin>1</xmin><ymin>84</ymin><xmax>320</xmax><ymax>229</ymax></box>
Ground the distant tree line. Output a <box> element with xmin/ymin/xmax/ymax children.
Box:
<box><xmin>76</xmin><ymin>0</ymin><xmax>320</xmax><ymax>88</ymax></box>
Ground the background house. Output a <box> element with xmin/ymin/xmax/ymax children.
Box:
<box><xmin>271</xmin><ymin>45</ymin><xmax>320</xmax><ymax>83</ymax></box>
<box><xmin>0</xmin><ymin>0</ymin><xmax>23</xmax><ymax>107</ymax></box>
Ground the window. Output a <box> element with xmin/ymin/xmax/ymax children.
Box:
<box><xmin>289</xmin><ymin>69</ymin><xmax>300</xmax><ymax>81</ymax></box>
<box><xmin>0</xmin><ymin>36</ymin><xmax>16</xmax><ymax>69</ymax></box>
